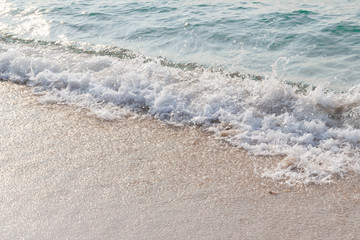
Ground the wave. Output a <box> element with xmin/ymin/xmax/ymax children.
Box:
<box><xmin>1</xmin><ymin>40</ymin><xmax>360</xmax><ymax>185</ymax></box>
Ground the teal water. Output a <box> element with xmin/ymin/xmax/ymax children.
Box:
<box><xmin>1</xmin><ymin>0</ymin><xmax>359</xmax><ymax>88</ymax></box>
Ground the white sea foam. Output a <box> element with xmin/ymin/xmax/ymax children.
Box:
<box><xmin>1</xmin><ymin>43</ymin><xmax>360</xmax><ymax>184</ymax></box>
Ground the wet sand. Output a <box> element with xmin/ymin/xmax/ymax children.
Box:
<box><xmin>1</xmin><ymin>81</ymin><xmax>360</xmax><ymax>239</ymax></box>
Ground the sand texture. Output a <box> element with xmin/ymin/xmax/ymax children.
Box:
<box><xmin>1</xmin><ymin>82</ymin><xmax>360</xmax><ymax>239</ymax></box>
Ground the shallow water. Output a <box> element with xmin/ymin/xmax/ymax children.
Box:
<box><xmin>1</xmin><ymin>0</ymin><xmax>359</xmax><ymax>87</ymax></box>
<box><xmin>0</xmin><ymin>0</ymin><xmax>360</xmax><ymax>184</ymax></box>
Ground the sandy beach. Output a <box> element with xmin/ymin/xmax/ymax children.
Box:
<box><xmin>1</xmin><ymin>81</ymin><xmax>360</xmax><ymax>239</ymax></box>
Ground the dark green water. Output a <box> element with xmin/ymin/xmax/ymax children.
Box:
<box><xmin>1</xmin><ymin>0</ymin><xmax>359</xmax><ymax>88</ymax></box>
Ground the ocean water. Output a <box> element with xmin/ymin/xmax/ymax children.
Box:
<box><xmin>1</xmin><ymin>0</ymin><xmax>360</xmax><ymax>184</ymax></box>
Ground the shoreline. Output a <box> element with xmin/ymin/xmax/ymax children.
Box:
<box><xmin>1</xmin><ymin>81</ymin><xmax>360</xmax><ymax>239</ymax></box>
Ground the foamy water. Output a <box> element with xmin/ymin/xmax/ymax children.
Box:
<box><xmin>1</xmin><ymin>0</ymin><xmax>360</xmax><ymax>184</ymax></box>
<box><xmin>1</xmin><ymin>43</ymin><xmax>360</xmax><ymax>184</ymax></box>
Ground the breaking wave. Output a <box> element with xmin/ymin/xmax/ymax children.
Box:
<box><xmin>1</xmin><ymin>41</ymin><xmax>360</xmax><ymax>184</ymax></box>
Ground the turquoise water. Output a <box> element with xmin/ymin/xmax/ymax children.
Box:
<box><xmin>1</xmin><ymin>0</ymin><xmax>359</xmax><ymax>88</ymax></box>
<box><xmin>1</xmin><ymin>0</ymin><xmax>360</xmax><ymax>184</ymax></box>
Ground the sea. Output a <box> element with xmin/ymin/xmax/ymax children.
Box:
<box><xmin>1</xmin><ymin>0</ymin><xmax>360</xmax><ymax>184</ymax></box>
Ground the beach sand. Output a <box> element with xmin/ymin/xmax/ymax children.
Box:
<box><xmin>1</xmin><ymin>81</ymin><xmax>360</xmax><ymax>239</ymax></box>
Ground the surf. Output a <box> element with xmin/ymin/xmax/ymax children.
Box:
<box><xmin>1</xmin><ymin>39</ymin><xmax>360</xmax><ymax>184</ymax></box>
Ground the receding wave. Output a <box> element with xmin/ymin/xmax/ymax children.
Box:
<box><xmin>1</xmin><ymin>41</ymin><xmax>360</xmax><ymax>185</ymax></box>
